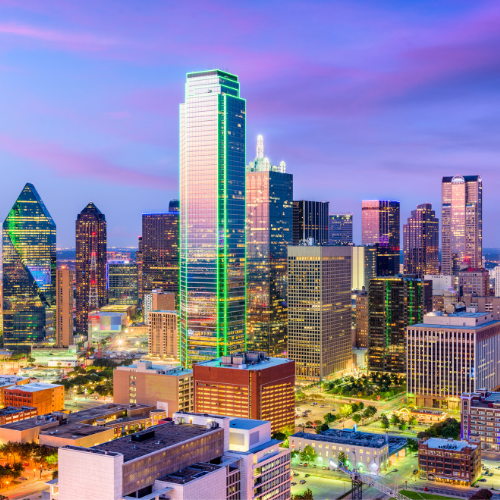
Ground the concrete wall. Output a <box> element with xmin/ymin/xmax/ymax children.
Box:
<box><xmin>39</xmin><ymin>427</ymin><xmax>115</xmax><ymax>448</ymax></box>
<box><xmin>0</xmin><ymin>421</ymin><xmax>58</xmax><ymax>444</ymax></box>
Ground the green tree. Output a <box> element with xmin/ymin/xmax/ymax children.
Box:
<box><xmin>272</xmin><ymin>432</ymin><xmax>287</xmax><ymax>441</ymax></box>
<box><xmin>352</xmin><ymin>414</ymin><xmax>362</xmax><ymax>424</ymax></box>
<box><xmin>338</xmin><ymin>451</ymin><xmax>347</xmax><ymax>465</ymax></box>
<box><xmin>316</xmin><ymin>423</ymin><xmax>329</xmax><ymax>434</ymax></box>
<box><xmin>399</xmin><ymin>422</ymin><xmax>408</xmax><ymax>431</ymax></box>
<box><xmin>407</xmin><ymin>438</ymin><xmax>418</xmax><ymax>453</ymax></box>
<box><xmin>381</xmin><ymin>414</ymin><xmax>390</xmax><ymax>429</ymax></box>
<box><xmin>299</xmin><ymin>445</ymin><xmax>317</xmax><ymax>463</ymax></box>
<box><xmin>358</xmin><ymin>402</ymin><xmax>364</xmax><ymax>410</ymax></box>
<box><xmin>324</xmin><ymin>413</ymin><xmax>336</xmax><ymax>424</ymax></box>
<box><xmin>339</xmin><ymin>404</ymin><xmax>353</xmax><ymax>418</ymax></box>
<box><xmin>409</xmin><ymin>416</ymin><xmax>418</xmax><ymax>426</ymax></box>
<box><xmin>390</xmin><ymin>414</ymin><xmax>400</xmax><ymax>426</ymax></box>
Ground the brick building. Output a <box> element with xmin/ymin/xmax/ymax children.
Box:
<box><xmin>3</xmin><ymin>383</ymin><xmax>64</xmax><ymax>415</ymax></box>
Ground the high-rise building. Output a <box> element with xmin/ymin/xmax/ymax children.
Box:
<box><xmin>246</xmin><ymin>135</ymin><xmax>293</xmax><ymax>357</ymax></box>
<box><xmin>495</xmin><ymin>267</ymin><xmax>500</xmax><ymax>298</ymax></box>
<box><xmin>2</xmin><ymin>183</ymin><xmax>56</xmax><ymax>346</ymax></box>
<box><xmin>107</xmin><ymin>261</ymin><xmax>138</xmax><ymax>305</ymax></box>
<box><xmin>179</xmin><ymin>70</ymin><xmax>246</xmax><ymax>366</ymax></box>
<box><xmin>407</xmin><ymin>311</ymin><xmax>500</xmax><ymax>410</ymax></box>
<box><xmin>288</xmin><ymin>245</ymin><xmax>352</xmax><ymax>381</ymax></box>
<box><xmin>441</xmin><ymin>175</ymin><xmax>482</xmax><ymax>275</ymax></box>
<box><xmin>136</xmin><ymin>236</ymin><xmax>143</xmax><ymax>304</ymax></box>
<box><xmin>75</xmin><ymin>202</ymin><xmax>107</xmax><ymax>334</ymax></box>
<box><xmin>56</xmin><ymin>267</ymin><xmax>73</xmax><ymax>347</ymax></box>
<box><xmin>193</xmin><ymin>351</ymin><xmax>295</xmax><ymax>433</ymax></box>
<box><xmin>458</xmin><ymin>268</ymin><xmax>490</xmax><ymax>297</ymax></box>
<box><xmin>149</xmin><ymin>310</ymin><xmax>178</xmax><ymax>359</ymax></box>
<box><xmin>351</xmin><ymin>245</ymin><xmax>377</xmax><ymax>291</ymax></box>
<box><xmin>141</xmin><ymin>206</ymin><xmax>179</xmax><ymax>301</ymax></box>
<box><xmin>403</xmin><ymin>203</ymin><xmax>439</xmax><ymax>278</ymax></box>
<box><xmin>293</xmin><ymin>200</ymin><xmax>329</xmax><ymax>245</ymax></box>
<box><xmin>362</xmin><ymin>200</ymin><xmax>400</xmax><ymax>276</ymax></box>
<box><xmin>354</xmin><ymin>290</ymin><xmax>368</xmax><ymax>348</ymax></box>
<box><xmin>142</xmin><ymin>290</ymin><xmax>175</xmax><ymax>325</ymax></box>
<box><xmin>329</xmin><ymin>213</ymin><xmax>353</xmax><ymax>245</ymax></box>
<box><xmin>368</xmin><ymin>276</ymin><xmax>431</xmax><ymax>374</ymax></box>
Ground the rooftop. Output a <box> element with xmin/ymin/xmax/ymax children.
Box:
<box><xmin>423</xmin><ymin>438</ymin><xmax>476</xmax><ymax>451</ymax></box>
<box><xmin>159</xmin><ymin>462</ymin><xmax>222</xmax><ymax>485</ymax></box>
<box><xmin>6</xmin><ymin>383</ymin><xmax>62</xmax><ymax>393</ymax></box>
<box><xmin>229</xmin><ymin>419</ymin><xmax>266</xmax><ymax>431</ymax></box>
<box><xmin>0</xmin><ymin>406</ymin><xmax>36</xmax><ymax>417</ymax></box>
<box><xmin>40</xmin><ymin>423</ymin><xmax>111</xmax><ymax>440</ymax></box>
<box><xmin>196</xmin><ymin>351</ymin><xmax>292</xmax><ymax>371</ymax></box>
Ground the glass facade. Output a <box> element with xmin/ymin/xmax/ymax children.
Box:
<box><xmin>246</xmin><ymin>137</ymin><xmax>293</xmax><ymax>357</ymax></box>
<box><xmin>329</xmin><ymin>213</ymin><xmax>353</xmax><ymax>245</ymax></box>
<box><xmin>2</xmin><ymin>183</ymin><xmax>56</xmax><ymax>346</ymax></box>
<box><xmin>293</xmin><ymin>200</ymin><xmax>329</xmax><ymax>245</ymax></box>
<box><xmin>180</xmin><ymin>70</ymin><xmax>246</xmax><ymax>366</ymax></box>
<box><xmin>403</xmin><ymin>203</ymin><xmax>439</xmax><ymax>278</ymax></box>
<box><xmin>108</xmin><ymin>261</ymin><xmax>138</xmax><ymax>305</ymax></box>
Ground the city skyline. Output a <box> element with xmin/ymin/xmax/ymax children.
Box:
<box><xmin>0</xmin><ymin>1</ymin><xmax>498</xmax><ymax>248</ymax></box>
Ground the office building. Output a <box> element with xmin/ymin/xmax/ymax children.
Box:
<box><xmin>362</xmin><ymin>200</ymin><xmax>400</xmax><ymax>276</ymax></box>
<box><xmin>193</xmin><ymin>351</ymin><xmax>295</xmax><ymax>433</ymax></box>
<box><xmin>75</xmin><ymin>202</ymin><xmax>107</xmax><ymax>334</ymax></box>
<box><xmin>441</xmin><ymin>175</ymin><xmax>482</xmax><ymax>275</ymax></box>
<box><xmin>351</xmin><ymin>245</ymin><xmax>377</xmax><ymax>291</ymax></box>
<box><xmin>246</xmin><ymin>135</ymin><xmax>293</xmax><ymax>357</ymax></box>
<box><xmin>403</xmin><ymin>203</ymin><xmax>439</xmax><ymax>278</ymax></box>
<box><xmin>4</xmin><ymin>383</ymin><xmax>64</xmax><ymax>415</ymax></box>
<box><xmin>0</xmin><ymin>407</ymin><xmax>37</xmax><ymax>426</ymax></box>
<box><xmin>418</xmin><ymin>438</ymin><xmax>480</xmax><ymax>486</ymax></box>
<box><xmin>329</xmin><ymin>213</ymin><xmax>353</xmax><ymax>245</ymax></box>
<box><xmin>179</xmin><ymin>70</ymin><xmax>246</xmax><ymax>366</ymax></box>
<box><xmin>0</xmin><ymin>376</ymin><xmax>30</xmax><ymax>406</ymax></box>
<box><xmin>56</xmin><ymin>267</ymin><xmax>74</xmax><ymax>347</ymax></box>
<box><xmin>136</xmin><ymin>236</ymin><xmax>143</xmax><ymax>304</ymax></box>
<box><xmin>457</xmin><ymin>268</ymin><xmax>490</xmax><ymax>297</ymax></box>
<box><xmin>148</xmin><ymin>311</ymin><xmax>178</xmax><ymax>359</ymax></box>
<box><xmin>461</xmin><ymin>296</ymin><xmax>500</xmax><ymax>320</ymax></box>
<box><xmin>368</xmin><ymin>276</ymin><xmax>431</xmax><ymax>374</ymax></box>
<box><xmin>288</xmin><ymin>245</ymin><xmax>352</xmax><ymax>381</ymax></box>
<box><xmin>143</xmin><ymin>290</ymin><xmax>175</xmax><ymax>325</ymax></box>
<box><xmin>407</xmin><ymin>311</ymin><xmax>500</xmax><ymax>410</ymax></box>
<box><xmin>293</xmin><ymin>200</ymin><xmax>329</xmax><ymax>245</ymax></box>
<box><xmin>46</xmin><ymin>412</ymin><xmax>291</xmax><ymax>500</ymax></box>
<box><xmin>108</xmin><ymin>261</ymin><xmax>138</xmax><ymax>305</ymax></box>
<box><xmin>142</xmin><ymin>205</ymin><xmax>179</xmax><ymax>301</ymax></box>
<box><xmin>2</xmin><ymin>183</ymin><xmax>56</xmax><ymax>346</ymax></box>
<box><xmin>114</xmin><ymin>361</ymin><xmax>193</xmax><ymax>415</ymax></box>
<box><xmin>354</xmin><ymin>290</ymin><xmax>368</xmax><ymax>348</ymax></box>
<box><xmin>494</xmin><ymin>267</ymin><xmax>500</xmax><ymax>297</ymax></box>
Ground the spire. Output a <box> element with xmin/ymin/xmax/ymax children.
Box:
<box><xmin>257</xmin><ymin>135</ymin><xmax>264</xmax><ymax>159</ymax></box>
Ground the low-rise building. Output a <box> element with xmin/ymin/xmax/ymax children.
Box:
<box><xmin>113</xmin><ymin>361</ymin><xmax>193</xmax><ymax>416</ymax></box>
<box><xmin>289</xmin><ymin>429</ymin><xmax>407</xmax><ymax>473</ymax></box>
<box><xmin>0</xmin><ymin>406</ymin><xmax>37</xmax><ymax>425</ymax></box>
<box><xmin>394</xmin><ymin>408</ymin><xmax>447</xmax><ymax>425</ymax></box>
<box><xmin>3</xmin><ymin>383</ymin><xmax>64</xmax><ymax>415</ymax></box>
<box><xmin>418</xmin><ymin>438</ymin><xmax>481</xmax><ymax>486</ymax></box>
<box><xmin>458</xmin><ymin>268</ymin><xmax>490</xmax><ymax>297</ymax></box>
<box><xmin>0</xmin><ymin>376</ymin><xmax>30</xmax><ymax>406</ymax></box>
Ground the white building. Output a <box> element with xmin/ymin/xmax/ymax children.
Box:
<box><xmin>424</xmin><ymin>275</ymin><xmax>454</xmax><ymax>293</ymax></box>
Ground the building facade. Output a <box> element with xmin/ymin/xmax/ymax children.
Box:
<box><xmin>136</xmin><ymin>236</ymin><xmax>143</xmax><ymax>303</ymax></box>
<box><xmin>75</xmin><ymin>202</ymin><xmax>107</xmax><ymax>334</ymax></box>
<box><xmin>293</xmin><ymin>200</ymin><xmax>329</xmax><ymax>245</ymax></box>
<box><xmin>441</xmin><ymin>175</ymin><xmax>482</xmax><ymax>275</ymax></box>
<box><xmin>246</xmin><ymin>135</ymin><xmax>293</xmax><ymax>357</ymax></box>
<box><xmin>288</xmin><ymin>245</ymin><xmax>352</xmax><ymax>381</ymax></box>
<box><xmin>361</xmin><ymin>200</ymin><xmax>400</xmax><ymax>276</ymax></box>
<box><xmin>193</xmin><ymin>352</ymin><xmax>295</xmax><ymax>433</ymax></box>
<box><xmin>457</xmin><ymin>268</ymin><xmax>490</xmax><ymax>297</ymax></box>
<box><xmin>143</xmin><ymin>290</ymin><xmax>175</xmax><ymax>325</ymax></box>
<box><xmin>148</xmin><ymin>311</ymin><xmax>178</xmax><ymax>359</ymax></box>
<box><xmin>56</xmin><ymin>267</ymin><xmax>73</xmax><ymax>347</ymax></box>
<box><xmin>368</xmin><ymin>276</ymin><xmax>431</xmax><ymax>374</ymax></box>
<box><xmin>354</xmin><ymin>290</ymin><xmax>368</xmax><ymax>349</ymax></box>
<box><xmin>407</xmin><ymin>312</ymin><xmax>500</xmax><ymax>410</ymax></box>
<box><xmin>403</xmin><ymin>203</ymin><xmax>439</xmax><ymax>278</ymax></box>
<box><xmin>2</xmin><ymin>183</ymin><xmax>56</xmax><ymax>346</ymax></box>
<box><xmin>108</xmin><ymin>261</ymin><xmax>138</xmax><ymax>305</ymax></box>
<box><xmin>179</xmin><ymin>70</ymin><xmax>246</xmax><ymax>367</ymax></box>
<box><xmin>351</xmin><ymin>245</ymin><xmax>377</xmax><ymax>291</ymax></box>
<box><xmin>329</xmin><ymin>213</ymin><xmax>353</xmax><ymax>245</ymax></box>
<box><xmin>4</xmin><ymin>383</ymin><xmax>64</xmax><ymax>415</ymax></box>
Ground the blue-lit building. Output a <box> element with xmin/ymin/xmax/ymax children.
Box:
<box><xmin>2</xmin><ymin>183</ymin><xmax>56</xmax><ymax>346</ymax></box>
<box><xmin>179</xmin><ymin>69</ymin><xmax>246</xmax><ymax>367</ymax></box>
<box><xmin>246</xmin><ymin>135</ymin><xmax>293</xmax><ymax>357</ymax></box>
<box><xmin>329</xmin><ymin>213</ymin><xmax>353</xmax><ymax>245</ymax></box>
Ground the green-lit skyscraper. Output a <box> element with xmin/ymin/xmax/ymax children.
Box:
<box><xmin>2</xmin><ymin>183</ymin><xmax>56</xmax><ymax>346</ymax></box>
<box><xmin>179</xmin><ymin>70</ymin><xmax>246</xmax><ymax>367</ymax></box>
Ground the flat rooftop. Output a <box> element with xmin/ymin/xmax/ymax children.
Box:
<box><xmin>40</xmin><ymin>424</ymin><xmax>110</xmax><ymax>440</ymax></box>
<box><xmin>92</xmin><ymin>422</ymin><xmax>220</xmax><ymax>462</ymax></box>
<box><xmin>197</xmin><ymin>351</ymin><xmax>292</xmax><ymax>371</ymax></box>
<box><xmin>159</xmin><ymin>462</ymin><xmax>222</xmax><ymax>485</ymax></box>
<box><xmin>229</xmin><ymin>419</ymin><xmax>266</xmax><ymax>431</ymax></box>
<box><xmin>424</xmin><ymin>438</ymin><xmax>476</xmax><ymax>451</ymax></box>
<box><xmin>0</xmin><ymin>406</ymin><xmax>36</xmax><ymax>416</ymax></box>
<box><xmin>6</xmin><ymin>383</ymin><xmax>62</xmax><ymax>393</ymax></box>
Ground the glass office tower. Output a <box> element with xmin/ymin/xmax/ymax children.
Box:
<box><xmin>108</xmin><ymin>261</ymin><xmax>138</xmax><ymax>305</ymax></box>
<box><xmin>2</xmin><ymin>183</ymin><xmax>56</xmax><ymax>346</ymax></box>
<box><xmin>179</xmin><ymin>69</ymin><xmax>246</xmax><ymax>367</ymax></box>
<box><xmin>293</xmin><ymin>200</ymin><xmax>329</xmax><ymax>245</ymax></box>
<box><xmin>246</xmin><ymin>136</ymin><xmax>293</xmax><ymax>357</ymax></box>
<box><xmin>329</xmin><ymin>213</ymin><xmax>353</xmax><ymax>245</ymax></box>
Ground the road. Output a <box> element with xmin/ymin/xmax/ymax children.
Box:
<box><xmin>0</xmin><ymin>470</ymin><xmax>53</xmax><ymax>500</ymax></box>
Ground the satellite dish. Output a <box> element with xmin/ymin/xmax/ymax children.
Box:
<box><xmin>445</xmin><ymin>304</ymin><xmax>456</xmax><ymax>314</ymax></box>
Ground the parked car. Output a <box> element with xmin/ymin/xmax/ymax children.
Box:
<box><xmin>293</xmin><ymin>472</ymin><xmax>299</xmax><ymax>477</ymax></box>
<box><xmin>303</xmin><ymin>463</ymin><xmax>308</xmax><ymax>467</ymax></box>
<box><xmin>479</xmin><ymin>479</ymin><xmax>487</xmax><ymax>482</ymax></box>
<box><xmin>300</xmin><ymin>480</ymin><xmax>306</xmax><ymax>484</ymax></box>
<box><xmin>320</xmin><ymin>405</ymin><xmax>325</xmax><ymax>407</ymax></box>
<box><xmin>291</xmin><ymin>482</ymin><xmax>297</xmax><ymax>486</ymax></box>
<box><xmin>299</xmin><ymin>462</ymin><xmax>303</xmax><ymax>466</ymax></box>
<box><xmin>393</xmin><ymin>469</ymin><xmax>398</xmax><ymax>472</ymax></box>
<box><xmin>313</xmin><ymin>465</ymin><xmax>316</xmax><ymax>468</ymax></box>
<box><xmin>322</xmin><ymin>466</ymin><xmax>327</xmax><ymax>470</ymax></box>
<box><xmin>424</xmin><ymin>487</ymin><xmax>429</xmax><ymax>491</ymax></box>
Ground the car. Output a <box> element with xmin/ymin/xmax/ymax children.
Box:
<box><xmin>322</xmin><ymin>466</ymin><xmax>327</xmax><ymax>470</ymax></box>
<box><xmin>299</xmin><ymin>463</ymin><xmax>303</xmax><ymax>466</ymax></box>
<box><xmin>300</xmin><ymin>480</ymin><xmax>306</xmax><ymax>484</ymax></box>
<box><xmin>321</xmin><ymin>405</ymin><xmax>325</xmax><ymax>407</ymax></box>
<box><xmin>293</xmin><ymin>473</ymin><xmax>299</xmax><ymax>477</ymax></box>
<box><xmin>424</xmin><ymin>487</ymin><xmax>429</xmax><ymax>491</ymax></box>
<box><xmin>480</xmin><ymin>479</ymin><xmax>487</xmax><ymax>482</ymax></box>
<box><xmin>303</xmin><ymin>463</ymin><xmax>308</xmax><ymax>467</ymax></box>
<box><xmin>291</xmin><ymin>482</ymin><xmax>297</xmax><ymax>486</ymax></box>
<box><xmin>392</xmin><ymin>469</ymin><xmax>398</xmax><ymax>472</ymax></box>
<box><xmin>305</xmin><ymin>474</ymin><xmax>310</xmax><ymax>478</ymax></box>
<box><xmin>313</xmin><ymin>465</ymin><xmax>317</xmax><ymax>468</ymax></box>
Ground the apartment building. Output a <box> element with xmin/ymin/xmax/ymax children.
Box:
<box><xmin>0</xmin><ymin>406</ymin><xmax>37</xmax><ymax>426</ymax></box>
<box><xmin>143</xmin><ymin>290</ymin><xmax>175</xmax><ymax>325</ymax></box>
<box><xmin>3</xmin><ymin>383</ymin><xmax>64</xmax><ymax>415</ymax></box>
<box><xmin>148</xmin><ymin>310</ymin><xmax>178</xmax><ymax>359</ymax></box>
<box><xmin>114</xmin><ymin>360</ymin><xmax>193</xmax><ymax>416</ymax></box>
<box><xmin>0</xmin><ymin>376</ymin><xmax>30</xmax><ymax>406</ymax></box>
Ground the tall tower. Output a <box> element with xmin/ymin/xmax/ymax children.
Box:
<box><xmin>75</xmin><ymin>202</ymin><xmax>107</xmax><ymax>334</ymax></box>
<box><xmin>179</xmin><ymin>69</ymin><xmax>246</xmax><ymax>367</ymax></box>
<box><xmin>403</xmin><ymin>203</ymin><xmax>439</xmax><ymax>278</ymax></box>
<box><xmin>2</xmin><ymin>183</ymin><xmax>56</xmax><ymax>346</ymax></box>
<box><xmin>441</xmin><ymin>175</ymin><xmax>482</xmax><ymax>275</ymax></box>
<box><xmin>362</xmin><ymin>200</ymin><xmax>400</xmax><ymax>276</ymax></box>
<box><xmin>56</xmin><ymin>267</ymin><xmax>74</xmax><ymax>347</ymax></box>
<box><xmin>246</xmin><ymin>135</ymin><xmax>293</xmax><ymax>356</ymax></box>
<box><xmin>329</xmin><ymin>213</ymin><xmax>353</xmax><ymax>245</ymax></box>
<box><xmin>292</xmin><ymin>200</ymin><xmax>329</xmax><ymax>245</ymax></box>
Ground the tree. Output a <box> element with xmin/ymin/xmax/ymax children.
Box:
<box><xmin>316</xmin><ymin>423</ymin><xmax>329</xmax><ymax>434</ymax></box>
<box><xmin>339</xmin><ymin>404</ymin><xmax>353</xmax><ymax>418</ymax></box>
<box><xmin>390</xmin><ymin>414</ymin><xmax>400</xmax><ymax>426</ymax></box>
<box><xmin>324</xmin><ymin>413</ymin><xmax>336</xmax><ymax>424</ymax></box>
<box><xmin>409</xmin><ymin>416</ymin><xmax>418</xmax><ymax>426</ymax></box>
<box><xmin>381</xmin><ymin>414</ymin><xmax>390</xmax><ymax>429</ymax></box>
<box><xmin>399</xmin><ymin>422</ymin><xmax>408</xmax><ymax>431</ymax></box>
<box><xmin>470</xmin><ymin>489</ymin><xmax>493</xmax><ymax>500</ymax></box>
<box><xmin>407</xmin><ymin>438</ymin><xmax>418</xmax><ymax>453</ymax></box>
<box><xmin>272</xmin><ymin>432</ymin><xmax>287</xmax><ymax>441</ymax></box>
<box><xmin>292</xmin><ymin>488</ymin><xmax>314</xmax><ymax>500</ymax></box>
<box><xmin>352</xmin><ymin>414</ymin><xmax>362</xmax><ymax>424</ymax></box>
<box><xmin>367</xmin><ymin>405</ymin><xmax>377</xmax><ymax>416</ymax></box>
<box><xmin>358</xmin><ymin>402</ymin><xmax>365</xmax><ymax>410</ymax></box>
<box><xmin>299</xmin><ymin>445</ymin><xmax>317</xmax><ymax>463</ymax></box>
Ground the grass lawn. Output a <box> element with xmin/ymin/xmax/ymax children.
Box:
<box><xmin>400</xmin><ymin>490</ymin><xmax>461</xmax><ymax>500</ymax></box>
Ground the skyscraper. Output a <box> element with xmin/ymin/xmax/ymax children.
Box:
<box><xmin>108</xmin><ymin>261</ymin><xmax>138</xmax><ymax>305</ymax></box>
<box><xmin>75</xmin><ymin>202</ymin><xmax>107</xmax><ymax>334</ymax></box>
<box><xmin>141</xmin><ymin>206</ymin><xmax>179</xmax><ymax>301</ymax></box>
<box><xmin>56</xmin><ymin>267</ymin><xmax>73</xmax><ymax>347</ymax></box>
<box><xmin>441</xmin><ymin>175</ymin><xmax>482</xmax><ymax>275</ymax></box>
<box><xmin>288</xmin><ymin>245</ymin><xmax>352</xmax><ymax>381</ymax></box>
<box><xmin>362</xmin><ymin>200</ymin><xmax>400</xmax><ymax>276</ymax></box>
<box><xmin>293</xmin><ymin>200</ymin><xmax>329</xmax><ymax>245</ymax></box>
<box><xmin>367</xmin><ymin>276</ymin><xmax>432</xmax><ymax>374</ymax></box>
<box><xmin>136</xmin><ymin>236</ymin><xmax>143</xmax><ymax>304</ymax></box>
<box><xmin>246</xmin><ymin>135</ymin><xmax>293</xmax><ymax>357</ymax></box>
<box><xmin>403</xmin><ymin>203</ymin><xmax>439</xmax><ymax>278</ymax></box>
<box><xmin>179</xmin><ymin>70</ymin><xmax>246</xmax><ymax>366</ymax></box>
<box><xmin>351</xmin><ymin>245</ymin><xmax>377</xmax><ymax>291</ymax></box>
<box><xmin>329</xmin><ymin>213</ymin><xmax>353</xmax><ymax>245</ymax></box>
<box><xmin>2</xmin><ymin>183</ymin><xmax>56</xmax><ymax>346</ymax></box>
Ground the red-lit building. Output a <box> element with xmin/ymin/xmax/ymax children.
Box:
<box><xmin>193</xmin><ymin>351</ymin><xmax>295</xmax><ymax>433</ymax></box>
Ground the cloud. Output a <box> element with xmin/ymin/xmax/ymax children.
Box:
<box><xmin>0</xmin><ymin>134</ymin><xmax>176</xmax><ymax>189</ymax></box>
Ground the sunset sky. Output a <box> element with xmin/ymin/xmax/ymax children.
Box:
<box><xmin>0</xmin><ymin>0</ymin><xmax>499</xmax><ymax>247</ymax></box>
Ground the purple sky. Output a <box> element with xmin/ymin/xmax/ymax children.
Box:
<box><xmin>0</xmin><ymin>0</ymin><xmax>499</xmax><ymax>248</ymax></box>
